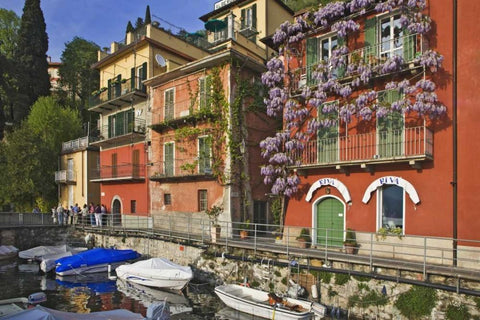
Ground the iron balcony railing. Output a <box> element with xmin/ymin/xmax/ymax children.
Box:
<box><xmin>61</xmin><ymin>136</ymin><xmax>89</xmax><ymax>153</ymax></box>
<box><xmin>54</xmin><ymin>170</ymin><xmax>76</xmax><ymax>184</ymax></box>
<box><xmin>89</xmin><ymin>76</ymin><xmax>146</xmax><ymax>109</ymax></box>
<box><xmin>291</xmin><ymin>126</ymin><xmax>433</xmax><ymax>166</ymax></box>
<box><xmin>90</xmin><ymin>163</ymin><xmax>146</xmax><ymax>181</ymax></box>
<box><xmin>149</xmin><ymin>158</ymin><xmax>213</xmax><ymax>180</ymax></box>
<box><xmin>292</xmin><ymin>33</ymin><xmax>424</xmax><ymax>89</ymax></box>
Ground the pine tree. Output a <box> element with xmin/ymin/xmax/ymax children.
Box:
<box><xmin>126</xmin><ymin>21</ymin><xmax>134</xmax><ymax>33</ymax></box>
<box><xmin>144</xmin><ymin>5</ymin><xmax>151</xmax><ymax>25</ymax></box>
<box><xmin>14</xmin><ymin>0</ymin><xmax>50</xmax><ymax>124</ymax></box>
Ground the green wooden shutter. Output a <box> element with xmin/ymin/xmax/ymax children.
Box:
<box><xmin>199</xmin><ymin>78</ymin><xmax>206</xmax><ymax>110</ymax></box>
<box><xmin>130</xmin><ymin>67</ymin><xmax>135</xmax><ymax>90</ymax></box>
<box><xmin>306</xmin><ymin>37</ymin><xmax>318</xmax><ymax>85</ymax></box>
<box><xmin>403</xmin><ymin>29</ymin><xmax>415</xmax><ymax>62</ymax></box>
<box><xmin>107</xmin><ymin>79</ymin><xmax>112</xmax><ymax>100</ymax></box>
<box><xmin>115</xmin><ymin>74</ymin><xmax>121</xmax><ymax>97</ymax></box>
<box><xmin>116</xmin><ymin>112</ymin><xmax>125</xmax><ymax>136</ymax></box>
<box><xmin>336</xmin><ymin>36</ymin><xmax>346</xmax><ymax>78</ymax></box>
<box><xmin>140</xmin><ymin>62</ymin><xmax>147</xmax><ymax>92</ymax></box>
<box><xmin>164</xmin><ymin>143</ymin><xmax>174</xmax><ymax>176</ymax></box>
<box><xmin>377</xmin><ymin>90</ymin><xmax>404</xmax><ymax>157</ymax></box>
<box><xmin>364</xmin><ymin>17</ymin><xmax>377</xmax><ymax>63</ymax></box>
<box><xmin>127</xmin><ymin>109</ymin><xmax>134</xmax><ymax>133</ymax></box>
<box><xmin>108</xmin><ymin>115</ymin><xmax>113</xmax><ymax>138</ymax></box>
<box><xmin>241</xmin><ymin>9</ymin><xmax>245</xmax><ymax>29</ymax></box>
<box><xmin>252</xmin><ymin>4</ymin><xmax>257</xmax><ymax>30</ymax></box>
<box><xmin>165</xmin><ymin>89</ymin><xmax>174</xmax><ymax>120</ymax></box>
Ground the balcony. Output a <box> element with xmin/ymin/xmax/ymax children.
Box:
<box><xmin>90</xmin><ymin>118</ymin><xmax>146</xmax><ymax>148</ymax></box>
<box><xmin>55</xmin><ymin>170</ymin><xmax>76</xmax><ymax>184</ymax></box>
<box><xmin>61</xmin><ymin>136</ymin><xmax>96</xmax><ymax>153</ymax></box>
<box><xmin>294</xmin><ymin>33</ymin><xmax>425</xmax><ymax>90</ymax></box>
<box><xmin>149</xmin><ymin>159</ymin><xmax>215</xmax><ymax>182</ymax></box>
<box><xmin>90</xmin><ymin>164</ymin><xmax>145</xmax><ymax>182</ymax></box>
<box><xmin>89</xmin><ymin>77</ymin><xmax>147</xmax><ymax>112</ymax></box>
<box><xmin>291</xmin><ymin>126</ymin><xmax>433</xmax><ymax>170</ymax></box>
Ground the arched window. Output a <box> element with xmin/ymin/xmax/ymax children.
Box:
<box><xmin>378</xmin><ymin>184</ymin><xmax>404</xmax><ymax>231</ymax></box>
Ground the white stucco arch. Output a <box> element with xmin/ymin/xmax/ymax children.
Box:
<box><xmin>305</xmin><ymin>178</ymin><xmax>351</xmax><ymax>203</ymax></box>
<box><xmin>362</xmin><ymin>176</ymin><xmax>420</xmax><ymax>204</ymax></box>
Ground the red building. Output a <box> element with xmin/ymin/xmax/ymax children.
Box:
<box><xmin>261</xmin><ymin>0</ymin><xmax>480</xmax><ymax>265</ymax></box>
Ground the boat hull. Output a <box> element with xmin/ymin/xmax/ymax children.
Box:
<box><xmin>215</xmin><ymin>284</ymin><xmax>323</xmax><ymax>320</ymax></box>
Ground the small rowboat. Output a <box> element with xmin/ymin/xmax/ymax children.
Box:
<box><xmin>215</xmin><ymin>284</ymin><xmax>326</xmax><ymax>320</ymax></box>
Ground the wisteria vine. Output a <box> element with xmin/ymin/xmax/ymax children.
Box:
<box><xmin>260</xmin><ymin>0</ymin><xmax>446</xmax><ymax>197</ymax></box>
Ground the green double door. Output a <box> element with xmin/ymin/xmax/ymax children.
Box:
<box><xmin>315</xmin><ymin>197</ymin><xmax>344</xmax><ymax>247</ymax></box>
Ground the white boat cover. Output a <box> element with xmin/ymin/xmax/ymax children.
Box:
<box><xmin>116</xmin><ymin>258</ymin><xmax>192</xmax><ymax>280</ymax></box>
<box><xmin>2</xmin><ymin>305</ymin><xmax>144</xmax><ymax>320</ymax></box>
<box><xmin>0</xmin><ymin>245</ymin><xmax>18</xmax><ymax>255</ymax></box>
<box><xmin>19</xmin><ymin>245</ymin><xmax>68</xmax><ymax>260</ymax></box>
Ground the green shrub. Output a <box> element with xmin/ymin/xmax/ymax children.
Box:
<box><xmin>328</xmin><ymin>286</ymin><xmax>338</xmax><ymax>297</ymax></box>
<box><xmin>394</xmin><ymin>286</ymin><xmax>437</xmax><ymax>319</ymax></box>
<box><xmin>348</xmin><ymin>294</ymin><xmax>361</xmax><ymax>308</ymax></box>
<box><xmin>446</xmin><ymin>304</ymin><xmax>470</xmax><ymax>320</ymax></box>
<box><xmin>353</xmin><ymin>275</ymin><xmax>370</xmax><ymax>282</ymax></box>
<box><xmin>274</xmin><ymin>270</ymin><xmax>281</xmax><ymax>277</ymax></box>
<box><xmin>357</xmin><ymin>283</ymin><xmax>370</xmax><ymax>291</ymax></box>
<box><xmin>281</xmin><ymin>277</ymin><xmax>288</xmax><ymax>285</ymax></box>
<box><xmin>334</xmin><ymin>273</ymin><xmax>350</xmax><ymax>285</ymax></box>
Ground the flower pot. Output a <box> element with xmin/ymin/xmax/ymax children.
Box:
<box><xmin>344</xmin><ymin>243</ymin><xmax>357</xmax><ymax>254</ymax></box>
<box><xmin>211</xmin><ymin>225</ymin><xmax>221</xmax><ymax>243</ymax></box>
<box><xmin>297</xmin><ymin>238</ymin><xmax>309</xmax><ymax>249</ymax></box>
<box><xmin>240</xmin><ymin>230</ymin><xmax>248</xmax><ymax>239</ymax></box>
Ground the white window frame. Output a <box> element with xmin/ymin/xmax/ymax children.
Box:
<box><xmin>378</xmin><ymin>13</ymin><xmax>403</xmax><ymax>59</ymax></box>
<box><xmin>198</xmin><ymin>189</ymin><xmax>208</xmax><ymax>212</ymax></box>
<box><xmin>376</xmin><ymin>185</ymin><xmax>405</xmax><ymax>233</ymax></box>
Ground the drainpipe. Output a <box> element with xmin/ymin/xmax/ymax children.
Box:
<box><xmin>452</xmin><ymin>0</ymin><xmax>458</xmax><ymax>267</ymax></box>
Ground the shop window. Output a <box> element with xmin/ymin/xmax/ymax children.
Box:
<box><xmin>377</xmin><ymin>184</ymin><xmax>404</xmax><ymax>232</ymax></box>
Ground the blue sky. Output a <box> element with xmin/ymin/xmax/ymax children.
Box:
<box><xmin>0</xmin><ymin>0</ymin><xmax>218</xmax><ymax>61</ymax></box>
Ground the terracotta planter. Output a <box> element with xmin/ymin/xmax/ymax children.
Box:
<box><xmin>344</xmin><ymin>243</ymin><xmax>357</xmax><ymax>254</ymax></box>
<box><xmin>240</xmin><ymin>230</ymin><xmax>249</xmax><ymax>239</ymax></box>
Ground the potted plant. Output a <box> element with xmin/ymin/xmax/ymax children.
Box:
<box><xmin>239</xmin><ymin>219</ymin><xmax>250</xmax><ymax>239</ymax></box>
<box><xmin>344</xmin><ymin>228</ymin><xmax>358</xmax><ymax>254</ymax></box>
<box><xmin>296</xmin><ymin>228</ymin><xmax>311</xmax><ymax>248</ymax></box>
<box><xmin>205</xmin><ymin>205</ymin><xmax>222</xmax><ymax>243</ymax></box>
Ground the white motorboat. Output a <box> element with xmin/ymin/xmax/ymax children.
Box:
<box><xmin>115</xmin><ymin>258</ymin><xmax>192</xmax><ymax>290</ymax></box>
<box><xmin>18</xmin><ymin>244</ymin><xmax>69</xmax><ymax>260</ymax></box>
<box><xmin>214</xmin><ymin>284</ymin><xmax>326</xmax><ymax>320</ymax></box>
<box><xmin>39</xmin><ymin>247</ymin><xmax>87</xmax><ymax>273</ymax></box>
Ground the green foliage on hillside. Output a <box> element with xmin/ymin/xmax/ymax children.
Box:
<box><xmin>282</xmin><ymin>0</ymin><xmax>334</xmax><ymax>12</ymax></box>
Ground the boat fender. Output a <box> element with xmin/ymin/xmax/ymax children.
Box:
<box><xmin>311</xmin><ymin>284</ymin><xmax>318</xmax><ymax>299</ymax></box>
<box><xmin>28</xmin><ymin>292</ymin><xmax>47</xmax><ymax>304</ymax></box>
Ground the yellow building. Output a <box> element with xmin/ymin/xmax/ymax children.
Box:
<box><xmin>55</xmin><ymin>136</ymin><xmax>100</xmax><ymax>209</ymax></box>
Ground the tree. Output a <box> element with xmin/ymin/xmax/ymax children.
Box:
<box><xmin>57</xmin><ymin>37</ymin><xmax>99</xmax><ymax>122</ymax></box>
<box><xmin>144</xmin><ymin>5</ymin><xmax>151</xmax><ymax>25</ymax></box>
<box><xmin>282</xmin><ymin>0</ymin><xmax>333</xmax><ymax>12</ymax></box>
<box><xmin>0</xmin><ymin>9</ymin><xmax>20</xmax><ymax>139</ymax></box>
<box><xmin>14</xmin><ymin>0</ymin><xmax>50</xmax><ymax>124</ymax></box>
<box><xmin>126</xmin><ymin>21</ymin><xmax>134</xmax><ymax>33</ymax></box>
<box><xmin>0</xmin><ymin>96</ymin><xmax>82</xmax><ymax>210</ymax></box>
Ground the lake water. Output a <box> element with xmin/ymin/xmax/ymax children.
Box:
<box><xmin>0</xmin><ymin>259</ymin><xmax>231</xmax><ymax>319</ymax></box>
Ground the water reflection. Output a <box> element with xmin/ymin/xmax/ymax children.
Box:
<box><xmin>0</xmin><ymin>259</ymin><xmax>224</xmax><ymax>319</ymax></box>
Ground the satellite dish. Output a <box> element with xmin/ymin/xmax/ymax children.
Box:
<box><xmin>155</xmin><ymin>54</ymin><xmax>166</xmax><ymax>67</ymax></box>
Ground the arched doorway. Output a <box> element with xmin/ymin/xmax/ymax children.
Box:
<box><xmin>112</xmin><ymin>199</ymin><xmax>121</xmax><ymax>225</ymax></box>
<box><xmin>314</xmin><ymin>197</ymin><xmax>344</xmax><ymax>247</ymax></box>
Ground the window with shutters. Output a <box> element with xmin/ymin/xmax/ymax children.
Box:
<box><xmin>111</xmin><ymin>153</ymin><xmax>117</xmax><ymax>178</ymax></box>
<box><xmin>164</xmin><ymin>142</ymin><xmax>174</xmax><ymax>176</ymax></box>
<box><xmin>198</xmin><ymin>136</ymin><xmax>212</xmax><ymax>174</ymax></box>
<box><xmin>364</xmin><ymin>14</ymin><xmax>416</xmax><ymax>63</ymax></box>
<box><xmin>376</xmin><ymin>90</ymin><xmax>404</xmax><ymax>158</ymax></box>
<box><xmin>306</xmin><ymin>33</ymin><xmax>343</xmax><ymax>85</ymax></box>
<box><xmin>164</xmin><ymin>193</ymin><xmax>172</xmax><ymax>205</ymax></box>
<box><xmin>240</xmin><ymin>4</ymin><xmax>257</xmax><ymax>40</ymax></box>
<box><xmin>108</xmin><ymin>109</ymin><xmax>134</xmax><ymax>138</ymax></box>
<box><xmin>133</xmin><ymin>62</ymin><xmax>147</xmax><ymax>92</ymax></box>
<box><xmin>317</xmin><ymin>101</ymin><xmax>339</xmax><ymax>163</ymax></box>
<box><xmin>164</xmin><ymin>88</ymin><xmax>175</xmax><ymax>121</ymax></box>
<box><xmin>198</xmin><ymin>77</ymin><xmax>210</xmax><ymax>110</ymax></box>
<box><xmin>214</xmin><ymin>17</ymin><xmax>228</xmax><ymax>43</ymax></box>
